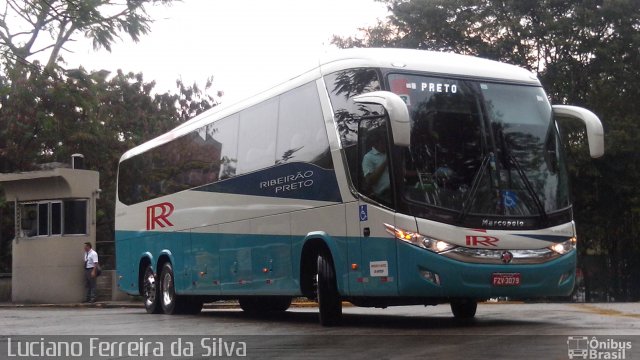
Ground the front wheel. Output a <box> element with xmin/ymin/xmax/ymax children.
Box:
<box><xmin>450</xmin><ymin>299</ymin><xmax>477</xmax><ymax>319</ymax></box>
<box><xmin>143</xmin><ymin>265</ymin><xmax>161</xmax><ymax>314</ymax></box>
<box><xmin>317</xmin><ymin>252</ymin><xmax>342</xmax><ymax>326</ymax></box>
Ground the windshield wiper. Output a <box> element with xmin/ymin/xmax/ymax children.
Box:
<box><xmin>506</xmin><ymin>150</ymin><xmax>548</xmax><ymax>222</ymax></box>
<box><xmin>495</xmin><ymin>126</ymin><xmax>548</xmax><ymax>222</ymax></box>
<box><xmin>457</xmin><ymin>153</ymin><xmax>491</xmax><ymax>223</ymax></box>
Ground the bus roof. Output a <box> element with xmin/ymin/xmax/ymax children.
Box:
<box><xmin>120</xmin><ymin>48</ymin><xmax>541</xmax><ymax>161</ymax></box>
<box><xmin>319</xmin><ymin>48</ymin><xmax>539</xmax><ymax>84</ymax></box>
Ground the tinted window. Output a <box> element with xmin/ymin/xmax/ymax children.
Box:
<box><xmin>38</xmin><ymin>203</ymin><xmax>48</xmax><ymax>236</ymax></box>
<box><xmin>211</xmin><ymin>114</ymin><xmax>239</xmax><ymax>180</ymax></box>
<box><xmin>118</xmin><ymin>114</ymin><xmax>239</xmax><ymax>205</ymax></box>
<box><xmin>358</xmin><ymin>117</ymin><xmax>392</xmax><ymax>206</ymax></box>
<box><xmin>118</xmin><ymin>81</ymin><xmax>331</xmax><ymax>205</ymax></box>
<box><xmin>325</xmin><ymin>68</ymin><xmax>382</xmax><ymax>188</ymax></box>
<box><xmin>18</xmin><ymin>201</ymin><xmax>77</xmax><ymax>237</ymax></box>
<box><xmin>51</xmin><ymin>202</ymin><xmax>62</xmax><ymax>235</ymax></box>
<box><xmin>64</xmin><ymin>200</ymin><xmax>87</xmax><ymax>235</ymax></box>
<box><xmin>277</xmin><ymin>83</ymin><xmax>331</xmax><ymax>168</ymax></box>
<box><xmin>324</xmin><ymin>68</ymin><xmax>380</xmax><ymax>147</ymax></box>
<box><xmin>389</xmin><ymin>73</ymin><xmax>568</xmax><ymax>216</ymax></box>
<box><xmin>20</xmin><ymin>203</ymin><xmax>37</xmax><ymax>237</ymax></box>
<box><xmin>153</xmin><ymin>130</ymin><xmax>223</xmax><ymax>196</ymax></box>
<box><xmin>237</xmin><ymin>98</ymin><xmax>278</xmax><ymax>174</ymax></box>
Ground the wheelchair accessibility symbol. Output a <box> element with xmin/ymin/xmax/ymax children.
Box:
<box><xmin>502</xmin><ymin>191</ymin><xmax>517</xmax><ymax>209</ymax></box>
<box><xmin>359</xmin><ymin>205</ymin><xmax>368</xmax><ymax>222</ymax></box>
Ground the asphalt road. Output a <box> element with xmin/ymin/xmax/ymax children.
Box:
<box><xmin>1</xmin><ymin>303</ymin><xmax>639</xmax><ymax>359</ymax></box>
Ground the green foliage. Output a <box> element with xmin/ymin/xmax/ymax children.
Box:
<box><xmin>335</xmin><ymin>0</ymin><xmax>640</xmax><ymax>301</ymax></box>
<box><xmin>0</xmin><ymin>65</ymin><xmax>218</xmax><ymax>267</ymax></box>
<box><xmin>0</xmin><ymin>0</ymin><xmax>219</xmax><ymax>270</ymax></box>
<box><xmin>0</xmin><ymin>0</ymin><xmax>174</xmax><ymax>71</ymax></box>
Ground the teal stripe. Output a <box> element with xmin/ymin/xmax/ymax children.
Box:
<box><xmin>116</xmin><ymin>230</ymin><xmax>576</xmax><ymax>299</ymax></box>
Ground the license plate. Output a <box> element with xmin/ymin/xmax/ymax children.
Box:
<box><xmin>492</xmin><ymin>273</ymin><xmax>521</xmax><ymax>287</ymax></box>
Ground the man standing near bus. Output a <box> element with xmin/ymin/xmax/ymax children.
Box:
<box><xmin>83</xmin><ymin>242</ymin><xmax>99</xmax><ymax>303</ymax></box>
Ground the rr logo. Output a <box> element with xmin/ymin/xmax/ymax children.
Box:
<box><xmin>146</xmin><ymin>202</ymin><xmax>174</xmax><ymax>230</ymax></box>
<box><xmin>466</xmin><ymin>235</ymin><xmax>499</xmax><ymax>247</ymax></box>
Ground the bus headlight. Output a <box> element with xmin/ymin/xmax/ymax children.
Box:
<box><xmin>384</xmin><ymin>224</ymin><xmax>456</xmax><ymax>253</ymax></box>
<box><xmin>548</xmin><ymin>237</ymin><xmax>577</xmax><ymax>255</ymax></box>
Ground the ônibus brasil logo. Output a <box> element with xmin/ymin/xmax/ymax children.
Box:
<box><xmin>146</xmin><ymin>202</ymin><xmax>174</xmax><ymax>230</ymax></box>
<box><xmin>567</xmin><ymin>336</ymin><xmax>632</xmax><ymax>360</ymax></box>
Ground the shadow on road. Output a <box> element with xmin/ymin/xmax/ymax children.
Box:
<box><xmin>196</xmin><ymin>308</ymin><xmax>544</xmax><ymax>330</ymax></box>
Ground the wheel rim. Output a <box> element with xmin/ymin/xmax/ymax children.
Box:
<box><xmin>144</xmin><ymin>270</ymin><xmax>156</xmax><ymax>307</ymax></box>
<box><xmin>162</xmin><ymin>271</ymin><xmax>173</xmax><ymax>307</ymax></box>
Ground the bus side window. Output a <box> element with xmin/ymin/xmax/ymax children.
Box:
<box><xmin>210</xmin><ymin>114</ymin><xmax>239</xmax><ymax>180</ymax></box>
<box><xmin>237</xmin><ymin>98</ymin><xmax>278</xmax><ymax>175</ymax></box>
<box><xmin>324</xmin><ymin>68</ymin><xmax>381</xmax><ymax>190</ymax></box>
<box><xmin>276</xmin><ymin>82</ymin><xmax>331</xmax><ymax>168</ymax></box>
<box><xmin>358</xmin><ymin>117</ymin><xmax>392</xmax><ymax>206</ymax></box>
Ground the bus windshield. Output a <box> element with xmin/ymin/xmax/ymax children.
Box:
<box><xmin>390</xmin><ymin>74</ymin><xmax>569</xmax><ymax>217</ymax></box>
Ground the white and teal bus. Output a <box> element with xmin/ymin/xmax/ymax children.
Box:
<box><xmin>115</xmin><ymin>48</ymin><xmax>604</xmax><ymax>325</ymax></box>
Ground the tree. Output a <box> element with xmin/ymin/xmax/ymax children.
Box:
<box><xmin>0</xmin><ymin>0</ymin><xmax>172</xmax><ymax>73</ymax></box>
<box><xmin>0</xmin><ymin>0</ymin><xmax>179</xmax><ymax>172</ymax></box>
<box><xmin>334</xmin><ymin>0</ymin><xmax>640</xmax><ymax>301</ymax></box>
<box><xmin>0</xmin><ymin>0</ymin><xmax>220</xmax><ymax>270</ymax></box>
<box><xmin>0</xmin><ymin>65</ymin><xmax>219</xmax><ymax>269</ymax></box>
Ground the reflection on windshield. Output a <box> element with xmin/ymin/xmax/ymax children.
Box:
<box><xmin>391</xmin><ymin>74</ymin><xmax>569</xmax><ymax>217</ymax></box>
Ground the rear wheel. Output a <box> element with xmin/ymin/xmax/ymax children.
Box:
<box><xmin>143</xmin><ymin>265</ymin><xmax>161</xmax><ymax>314</ymax></box>
<box><xmin>159</xmin><ymin>262</ymin><xmax>202</xmax><ymax>315</ymax></box>
<box><xmin>160</xmin><ymin>262</ymin><xmax>192</xmax><ymax>315</ymax></box>
<box><xmin>160</xmin><ymin>263</ymin><xmax>178</xmax><ymax>314</ymax></box>
<box><xmin>450</xmin><ymin>299</ymin><xmax>477</xmax><ymax>319</ymax></box>
<box><xmin>317</xmin><ymin>252</ymin><xmax>342</xmax><ymax>326</ymax></box>
<box><xmin>239</xmin><ymin>296</ymin><xmax>292</xmax><ymax>314</ymax></box>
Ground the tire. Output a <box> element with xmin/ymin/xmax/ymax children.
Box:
<box><xmin>143</xmin><ymin>264</ymin><xmax>162</xmax><ymax>314</ymax></box>
<box><xmin>317</xmin><ymin>252</ymin><xmax>342</xmax><ymax>326</ymax></box>
<box><xmin>450</xmin><ymin>299</ymin><xmax>477</xmax><ymax>319</ymax></box>
<box><xmin>239</xmin><ymin>296</ymin><xmax>292</xmax><ymax>314</ymax></box>
<box><xmin>159</xmin><ymin>262</ymin><xmax>203</xmax><ymax>315</ymax></box>
<box><xmin>267</xmin><ymin>296</ymin><xmax>292</xmax><ymax>312</ymax></box>
<box><xmin>159</xmin><ymin>262</ymin><xmax>180</xmax><ymax>314</ymax></box>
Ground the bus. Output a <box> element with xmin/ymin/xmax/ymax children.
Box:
<box><xmin>115</xmin><ymin>48</ymin><xmax>604</xmax><ymax>325</ymax></box>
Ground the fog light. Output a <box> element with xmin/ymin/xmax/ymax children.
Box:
<box><xmin>558</xmin><ymin>271</ymin><xmax>573</xmax><ymax>285</ymax></box>
<box><xmin>420</xmin><ymin>269</ymin><xmax>441</xmax><ymax>286</ymax></box>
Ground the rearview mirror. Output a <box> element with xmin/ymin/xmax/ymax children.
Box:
<box><xmin>353</xmin><ymin>91</ymin><xmax>411</xmax><ymax>147</ymax></box>
<box><xmin>553</xmin><ymin>105</ymin><xmax>604</xmax><ymax>158</ymax></box>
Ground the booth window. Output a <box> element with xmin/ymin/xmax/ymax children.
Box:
<box><xmin>19</xmin><ymin>203</ymin><xmax>38</xmax><ymax>237</ymax></box>
<box><xmin>18</xmin><ymin>200</ymin><xmax>87</xmax><ymax>237</ymax></box>
<box><xmin>37</xmin><ymin>203</ymin><xmax>49</xmax><ymax>236</ymax></box>
<box><xmin>64</xmin><ymin>200</ymin><xmax>87</xmax><ymax>235</ymax></box>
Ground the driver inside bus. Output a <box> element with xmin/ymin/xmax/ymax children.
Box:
<box><xmin>362</xmin><ymin>129</ymin><xmax>391</xmax><ymax>203</ymax></box>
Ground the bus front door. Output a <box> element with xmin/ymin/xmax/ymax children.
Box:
<box><xmin>355</xmin><ymin>113</ymin><xmax>399</xmax><ymax>296</ymax></box>
<box><xmin>358</xmin><ymin>202</ymin><xmax>399</xmax><ymax>296</ymax></box>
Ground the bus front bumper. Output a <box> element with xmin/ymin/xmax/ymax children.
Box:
<box><xmin>397</xmin><ymin>241</ymin><xmax>577</xmax><ymax>299</ymax></box>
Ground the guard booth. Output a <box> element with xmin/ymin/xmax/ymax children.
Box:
<box><xmin>0</xmin><ymin>159</ymin><xmax>100</xmax><ymax>303</ymax></box>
